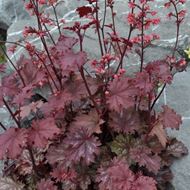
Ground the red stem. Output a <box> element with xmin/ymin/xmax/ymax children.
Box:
<box><xmin>140</xmin><ymin>4</ymin><xmax>145</xmax><ymax>72</ymax></box>
<box><xmin>3</xmin><ymin>98</ymin><xmax>20</xmax><ymax>128</ymax></box>
<box><xmin>94</xmin><ymin>1</ymin><xmax>104</xmax><ymax>56</ymax></box>
<box><xmin>0</xmin><ymin>122</ymin><xmax>7</xmax><ymax>131</ymax></box>
<box><xmin>52</xmin><ymin>4</ymin><xmax>62</xmax><ymax>36</ymax></box>
<box><xmin>31</xmin><ymin>0</ymin><xmax>62</xmax><ymax>89</ymax></box>
<box><xmin>110</xmin><ymin>6</ymin><xmax>122</xmax><ymax>58</ymax></box>
<box><xmin>151</xmin><ymin>0</ymin><xmax>181</xmax><ymax>110</ymax></box>
<box><xmin>0</xmin><ymin>45</ymin><xmax>26</xmax><ymax>87</ymax></box>
<box><xmin>78</xmin><ymin>32</ymin><xmax>100</xmax><ymax>115</ymax></box>
<box><xmin>100</xmin><ymin>0</ymin><xmax>108</xmax><ymax>53</ymax></box>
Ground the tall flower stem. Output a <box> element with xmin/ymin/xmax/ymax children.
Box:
<box><xmin>151</xmin><ymin>0</ymin><xmax>181</xmax><ymax>110</ymax></box>
<box><xmin>140</xmin><ymin>5</ymin><xmax>145</xmax><ymax>72</ymax></box>
<box><xmin>94</xmin><ymin>1</ymin><xmax>104</xmax><ymax>56</ymax></box>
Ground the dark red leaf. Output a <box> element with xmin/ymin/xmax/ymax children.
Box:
<box><xmin>159</xmin><ymin>105</ymin><xmax>182</xmax><ymax>130</ymax></box>
<box><xmin>40</xmin><ymin>91</ymin><xmax>71</xmax><ymax>116</ymax></box>
<box><xmin>1</xmin><ymin>74</ymin><xmax>20</xmax><ymax>97</ymax></box>
<box><xmin>130</xmin><ymin>146</ymin><xmax>161</xmax><ymax>174</ymax></box>
<box><xmin>20</xmin><ymin>58</ymin><xmax>46</xmax><ymax>86</ymax></box>
<box><xmin>0</xmin><ymin>127</ymin><xmax>27</xmax><ymax>159</ymax></box>
<box><xmin>54</xmin><ymin>35</ymin><xmax>78</xmax><ymax>55</ymax></box>
<box><xmin>71</xmin><ymin>110</ymin><xmax>104</xmax><ymax>134</ymax></box>
<box><xmin>19</xmin><ymin>100</ymin><xmax>43</xmax><ymax>119</ymax></box>
<box><xmin>132</xmin><ymin>175</ymin><xmax>157</xmax><ymax>190</ymax></box>
<box><xmin>63</xmin><ymin>127</ymin><xmax>101</xmax><ymax>165</ymax></box>
<box><xmin>13</xmin><ymin>85</ymin><xmax>33</xmax><ymax>106</ymax></box>
<box><xmin>110</xmin><ymin>109</ymin><xmax>140</xmax><ymax>134</ymax></box>
<box><xmin>149</xmin><ymin>122</ymin><xmax>168</xmax><ymax>148</ymax></box>
<box><xmin>28</xmin><ymin>118</ymin><xmax>60</xmax><ymax>148</ymax></box>
<box><xmin>167</xmin><ymin>138</ymin><xmax>188</xmax><ymax>158</ymax></box>
<box><xmin>107</xmin><ymin>77</ymin><xmax>137</xmax><ymax>112</ymax></box>
<box><xmin>51</xmin><ymin>166</ymin><xmax>76</xmax><ymax>182</ymax></box>
<box><xmin>0</xmin><ymin>63</ymin><xmax>6</xmax><ymax>73</ymax></box>
<box><xmin>46</xmin><ymin>143</ymin><xmax>66</xmax><ymax>165</ymax></box>
<box><xmin>63</xmin><ymin>76</ymin><xmax>98</xmax><ymax>101</ymax></box>
<box><xmin>97</xmin><ymin>158</ymin><xmax>135</xmax><ymax>190</ymax></box>
<box><xmin>145</xmin><ymin>60</ymin><xmax>172</xmax><ymax>84</ymax></box>
<box><xmin>156</xmin><ymin>167</ymin><xmax>173</xmax><ymax>189</ymax></box>
<box><xmin>60</xmin><ymin>51</ymin><xmax>87</xmax><ymax>74</ymax></box>
<box><xmin>76</xmin><ymin>6</ymin><xmax>93</xmax><ymax>17</ymax></box>
<box><xmin>134</xmin><ymin>71</ymin><xmax>154</xmax><ymax>95</ymax></box>
<box><xmin>97</xmin><ymin>158</ymin><xmax>157</xmax><ymax>190</ymax></box>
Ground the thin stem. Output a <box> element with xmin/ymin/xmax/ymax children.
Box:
<box><xmin>78</xmin><ymin>32</ymin><xmax>83</xmax><ymax>52</ymax></box>
<box><xmin>110</xmin><ymin>6</ymin><xmax>122</xmax><ymax>58</ymax></box>
<box><xmin>151</xmin><ymin>84</ymin><xmax>166</xmax><ymax>110</ymax></box>
<box><xmin>41</xmin><ymin>36</ymin><xmax>62</xmax><ymax>89</ymax></box>
<box><xmin>101</xmin><ymin>0</ymin><xmax>108</xmax><ymax>53</ymax></box>
<box><xmin>43</xmin><ymin>23</ymin><xmax>56</xmax><ymax>45</ymax></box>
<box><xmin>3</xmin><ymin>98</ymin><xmax>20</xmax><ymax>128</ymax></box>
<box><xmin>0</xmin><ymin>122</ymin><xmax>7</xmax><ymax>131</ymax></box>
<box><xmin>94</xmin><ymin>1</ymin><xmax>104</xmax><ymax>56</ymax></box>
<box><xmin>0</xmin><ymin>45</ymin><xmax>26</xmax><ymax>86</ymax></box>
<box><xmin>34</xmin><ymin>51</ymin><xmax>58</xmax><ymax>91</ymax></box>
<box><xmin>0</xmin><ymin>40</ymin><xmax>25</xmax><ymax>48</ymax></box>
<box><xmin>27</xmin><ymin>146</ymin><xmax>40</xmax><ymax>178</ymax></box>
<box><xmin>32</xmin><ymin>0</ymin><xmax>62</xmax><ymax>89</ymax></box>
<box><xmin>140</xmin><ymin>5</ymin><xmax>145</xmax><ymax>72</ymax></box>
<box><xmin>151</xmin><ymin>1</ymin><xmax>181</xmax><ymax>110</ymax></box>
<box><xmin>78</xmin><ymin>32</ymin><xmax>100</xmax><ymax>115</ymax></box>
<box><xmin>80</xmin><ymin>67</ymin><xmax>100</xmax><ymax>115</ymax></box>
<box><xmin>52</xmin><ymin>4</ymin><xmax>62</xmax><ymax>36</ymax></box>
<box><xmin>115</xmin><ymin>26</ymin><xmax>133</xmax><ymax>73</ymax></box>
<box><xmin>115</xmin><ymin>0</ymin><xmax>135</xmax><ymax>73</ymax></box>
<box><xmin>170</xmin><ymin>1</ymin><xmax>180</xmax><ymax>56</ymax></box>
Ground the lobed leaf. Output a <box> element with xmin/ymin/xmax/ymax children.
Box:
<box><xmin>167</xmin><ymin>138</ymin><xmax>188</xmax><ymax>158</ymax></box>
<box><xmin>63</xmin><ymin>127</ymin><xmax>101</xmax><ymax>165</ymax></box>
<box><xmin>149</xmin><ymin>122</ymin><xmax>168</xmax><ymax>148</ymax></box>
<box><xmin>107</xmin><ymin>77</ymin><xmax>137</xmax><ymax>112</ymax></box>
<box><xmin>159</xmin><ymin>105</ymin><xmax>182</xmax><ymax>130</ymax></box>
<box><xmin>110</xmin><ymin>109</ymin><xmax>140</xmax><ymax>134</ymax></box>
<box><xmin>130</xmin><ymin>146</ymin><xmax>161</xmax><ymax>174</ymax></box>
<box><xmin>0</xmin><ymin>128</ymin><xmax>27</xmax><ymax>159</ymax></box>
<box><xmin>28</xmin><ymin>118</ymin><xmax>60</xmax><ymax>148</ymax></box>
<box><xmin>71</xmin><ymin>110</ymin><xmax>104</xmax><ymax>134</ymax></box>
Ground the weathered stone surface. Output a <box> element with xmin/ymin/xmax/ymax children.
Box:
<box><xmin>166</xmin><ymin>70</ymin><xmax>190</xmax><ymax>117</ymax></box>
<box><xmin>0</xmin><ymin>0</ymin><xmax>29</xmax><ymax>30</ymax></box>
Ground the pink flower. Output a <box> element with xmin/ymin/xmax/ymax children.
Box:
<box><xmin>127</xmin><ymin>13</ymin><xmax>136</xmax><ymax>26</ymax></box>
<box><xmin>164</xmin><ymin>2</ymin><xmax>171</xmax><ymax>8</ymax></box>
<box><xmin>38</xmin><ymin>0</ymin><xmax>46</xmax><ymax>4</ymax></box>
<box><xmin>179</xmin><ymin>0</ymin><xmax>186</xmax><ymax>4</ymax></box>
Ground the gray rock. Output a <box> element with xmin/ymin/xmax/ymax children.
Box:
<box><xmin>166</xmin><ymin>70</ymin><xmax>190</xmax><ymax>117</ymax></box>
<box><xmin>0</xmin><ymin>0</ymin><xmax>29</xmax><ymax>30</ymax></box>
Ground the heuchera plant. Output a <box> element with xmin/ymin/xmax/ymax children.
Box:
<box><xmin>0</xmin><ymin>0</ymin><xmax>189</xmax><ymax>189</ymax></box>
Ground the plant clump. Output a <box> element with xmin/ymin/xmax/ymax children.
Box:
<box><xmin>0</xmin><ymin>0</ymin><xmax>189</xmax><ymax>189</ymax></box>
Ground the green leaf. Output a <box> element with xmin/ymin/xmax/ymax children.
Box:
<box><xmin>109</xmin><ymin>134</ymin><xmax>131</xmax><ymax>157</ymax></box>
